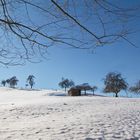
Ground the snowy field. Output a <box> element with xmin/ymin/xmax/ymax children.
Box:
<box><xmin>0</xmin><ymin>87</ymin><xmax>140</xmax><ymax>140</ymax></box>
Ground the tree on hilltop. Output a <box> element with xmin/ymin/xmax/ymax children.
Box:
<box><xmin>27</xmin><ymin>75</ymin><xmax>35</xmax><ymax>89</ymax></box>
<box><xmin>103</xmin><ymin>72</ymin><xmax>128</xmax><ymax>97</ymax></box>
<box><xmin>76</xmin><ymin>83</ymin><xmax>92</xmax><ymax>95</ymax></box>
<box><xmin>1</xmin><ymin>80</ymin><xmax>6</xmax><ymax>87</ymax></box>
<box><xmin>6</xmin><ymin>76</ymin><xmax>19</xmax><ymax>88</ymax></box>
<box><xmin>91</xmin><ymin>86</ymin><xmax>98</xmax><ymax>95</ymax></box>
<box><xmin>129</xmin><ymin>80</ymin><xmax>140</xmax><ymax>94</ymax></box>
<box><xmin>59</xmin><ymin>77</ymin><xmax>75</xmax><ymax>92</ymax></box>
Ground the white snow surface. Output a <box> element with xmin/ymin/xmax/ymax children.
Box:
<box><xmin>0</xmin><ymin>87</ymin><xmax>140</xmax><ymax>140</ymax></box>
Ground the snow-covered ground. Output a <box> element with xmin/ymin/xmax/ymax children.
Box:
<box><xmin>0</xmin><ymin>87</ymin><xmax>140</xmax><ymax>140</ymax></box>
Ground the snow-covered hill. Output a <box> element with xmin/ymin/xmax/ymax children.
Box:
<box><xmin>0</xmin><ymin>87</ymin><xmax>140</xmax><ymax>140</ymax></box>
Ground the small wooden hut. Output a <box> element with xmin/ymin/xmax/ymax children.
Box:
<box><xmin>68</xmin><ymin>87</ymin><xmax>81</xmax><ymax>96</ymax></box>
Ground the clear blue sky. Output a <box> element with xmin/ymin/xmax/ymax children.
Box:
<box><xmin>1</xmin><ymin>41</ymin><xmax>140</xmax><ymax>91</ymax></box>
<box><xmin>0</xmin><ymin>0</ymin><xmax>140</xmax><ymax>97</ymax></box>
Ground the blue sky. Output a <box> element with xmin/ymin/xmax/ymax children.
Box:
<box><xmin>1</xmin><ymin>41</ymin><xmax>140</xmax><ymax>93</ymax></box>
<box><xmin>0</xmin><ymin>0</ymin><xmax>140</xmax><ymax>97</ymax></box>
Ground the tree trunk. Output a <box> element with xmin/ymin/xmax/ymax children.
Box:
<box><xmin>115</xmin><ymin>92</ymin><xmax>118</xmax><ymax>97</ymax></box>
<box><xmin>126</xmin><ymin>91</ymin><xmax>128</xmax><ymax>97</ymax></box>
<box><xmin>84</xmin><ymin>90</ymin><xmax>86</xmax><ymax>95</ymax></box>
<box><xmin>93</xmin><ymin>90</ymin><xmax>94</xmax><ymax>95</ymax></box>
<box><xmin>79</xmin><ymin>90</ymin><xmax>81</xmax><ymax>96</ymax></box>
<box><xmin>65</xmin><ymin>87</ymin><xmax>66</xmax><ymax>92</ymax></box>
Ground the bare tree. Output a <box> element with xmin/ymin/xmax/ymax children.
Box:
<box><xmin>129</xmin><ymin>80</ymin><xmax>140</xmax><ymax>94</ymax></box>
<box><xmin>59</xmin><ymin>77</ymin><xmax>75</xmax><ymax>92</ymax></box>
<box><xmin>103</xmin><ymin>72</ymin><xmax>128</xmax><ymax>97</ymax></box>
<box><xmin>0</xmin><ymin>0</ymin><xmax>139</xmax><ymax>65</ymax></box>
<box><xmin>6</xmin><ymin>78</ymin><xmax>10</xmax><ymax>86</ymax></box>
<box><xmin>27</xmin><ymin>75</ymin><xmax>35</xmax><ymax>89</ymax></box>
<box><xmin>1</xmin><ymin>80</ymin><xmax>6</xmax><ymax>86</ymax></box>
<box><xmin>91</xmin><ymin>86</ymin><xmax>98</xmax><ymax>95</ymax></box>
<box><xmin>6</xmin><ymin>76</ymin><xmax>19</xmax><ymax>88</ymax></box>
<box><xmin>75</xmin><ymin>83</ymin><xmax>92</xmax><ymax>95</ymax></box>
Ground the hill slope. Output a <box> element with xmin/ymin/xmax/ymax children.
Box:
<box><xmin>0</xmin><ymin>88</ymin><xmax>140</xmax><ymax>140</ymax></box>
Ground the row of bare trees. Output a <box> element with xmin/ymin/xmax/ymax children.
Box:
<box><xmin>1</xmin><ymin>76</ymin><xmax>18</xmax><ymax>88</ymax></box>
<box><xmin>59</xmin><ymin>73</ymin><xmax>140</xmax><ymax>97</ymax></box>
<box><xmin>58</xmin><ymin>77</ymin><xmax>97</xmax><ymax>95</ymax></box>
<box><xmin>103</xmin><ymin>72</ymin><xmax>140</xmax><ymax>97</ymax></box>
<box><xmin>1</xmin><ymin>75</ymin><xmax>35</xmax><ymax>89</ymax></box>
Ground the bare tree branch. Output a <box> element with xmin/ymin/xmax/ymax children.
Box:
<box><xmin>0</xmin><ymin>0</ymin><xmax>139</xmax><ymax>65</ymax></box>
<box><xmin>51</xmin><ymin>0</ymin><xmax>100</xmax><ymax>41</ymax></box>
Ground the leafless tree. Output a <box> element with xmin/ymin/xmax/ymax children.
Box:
<box><xmin>103</xmin><ymin>72</ymin><xmax>128</xmax><ymax>97</ymax></box>
<box><xmin>1</xmin><ymin>80</ymin><xmax>6</xmax><ymax>86</ymax></box>
<box><xmin>6</xmin><ymin>76</ymin><xmax>19</xmax><ymax>88</ymax></box>
<box><xmin>59</xmin><ymin>77</ymin><xmax>75</xmax><ymax>92</ymax></box>
<box><xmin>0</xmin><ymin>0</ymin><xmax>140</xmax><ymax>65</ymax></box>
<box><xmin>75</xmin><ymin>83</ymin><xmax>92</xmax><ymax>95</ymax></box>
<box><xmin>91</xmin><ymin>86</ymin><xmax>98</xmax><ymax>95</ymax></box>
<box><xmin>129</xmin><ymin>80</ymin><xmax>140</xmax><ymax>94</ymax></box>
<box><xmin>27</xmin><ymin>75</ymin><xmax>35</xmax><ymax>89</ymax></box>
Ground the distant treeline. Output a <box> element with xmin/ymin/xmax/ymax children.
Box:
<box><xmin>58</xmin><ymin>72</ymin><xmax>140</xmax><ymax>97</ymax></box>
<box><xmin>1</xmin><ymin>72</ymin><xmax>140</xmax><ymax>97</ymax></box>
<box><xmin>1</xmin><ymin>75</ymin><xmax>35</xmax><ymax>89</ymax></box>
